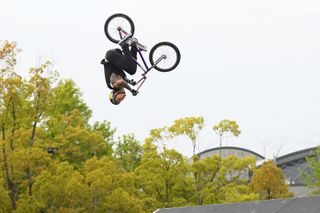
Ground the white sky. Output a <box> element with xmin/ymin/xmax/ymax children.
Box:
<box><xmin>1</xmin><ymin>0</ymin><xmax>320</xmax><ymax>159</ymax></box>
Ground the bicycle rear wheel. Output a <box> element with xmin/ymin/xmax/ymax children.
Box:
<box><xmin>149</xmin><ymin>42</ymin><xmax>181</xmax><ymax>72</ymax></box>
<box><xmin>104</xmin><ymin>13</ymin><xmax>135</xmax><ymax>43</ymax></box>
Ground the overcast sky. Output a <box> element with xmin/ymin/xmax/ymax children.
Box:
<box><xmin>1</xmin><ymin>0</ymin><xmax>320</xmax><ymax>159</ymax></box>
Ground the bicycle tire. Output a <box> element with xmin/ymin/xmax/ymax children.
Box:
<box><xmin>149</xmin><ymin>42</ymin><xmax>181</xmax><ymax>72</ymax></box>
<box><xmin>104</xmin><ymin>13</ymin><xmax>135</xmax><ymax>43</ymax></box>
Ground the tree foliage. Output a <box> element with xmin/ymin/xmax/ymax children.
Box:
<box><xmin>250</xmin><ymin>160</ymin><xmax>293</xmax><ymax>200</ymax></box>
<box><xmin>135</xmin><ymin>140</ymin><xmax>191</xmax><ymax>211</ymax></box>
<box><xmin>213</xmin><ymin>119</ymin><xmax>241</xmax><ymax>150</ymax></box>
<box><xmin>300</xmin><ymin>146</ymin><xmax>320</xmax><ymax>195</ymax></box>
<box><xmin>168</xmin><ymin>116</ymin><xmax>204</xmax><ymax>157</ymax></box>
<box><xmin>114</xmin><ymin>133</ymin><xmax>142</xmax><ymax>172</ymax></box>
<box><xmin>0</xmin><ymin>40</ymin><xmax>298</xmax><ymax>212</ymax></box>
<box><xmin>191</xmin><ymin>155</ymin><xmax>257</xmax><ymax>205</ymax></box>
<box><xmin>0</xmin><ymin>41</ymin><xmax>126</xmax><ymax>212</ymax></box>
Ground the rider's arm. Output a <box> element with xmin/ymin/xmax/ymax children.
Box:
<box><xmin>114</xmin><ymin>79</ymin><xmax>134</xmax><ymax>93</ymax></box>
<box><xmin>124</xmin><ymin>77</ymin><xmax>136</xmax><ymax>86</ymax></box>
<box><xmin>114</xmin><ymin>79</ymin><xmax>138</xmax><ymax>96</ymax></box>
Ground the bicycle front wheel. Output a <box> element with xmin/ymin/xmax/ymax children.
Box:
<box><xmin>149</xmin><ymin>42</ymin><xmax>181</xmax><ymax>72</ymax></box>
<box><xmin>104</xmin><ymin>13</ymin><xmax>135</xmax><ymax>43</ymax></box>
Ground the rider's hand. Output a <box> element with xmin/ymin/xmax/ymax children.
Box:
<box><xmin>124</xmin><ymin>77</ymin><xmax>137</xmax><ymax>86</ymax></box>
<box><xmin>128</xmin><ymin>79</ymin><xmax>137</xmax><ymax>86</ymax></box>
<box><xmin>131</xmin><ymin>89</ymin><xmax>139</xmax><ymax>96</ymax></box>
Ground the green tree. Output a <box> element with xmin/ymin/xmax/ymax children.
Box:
<box><xmin>0</xmin><ymin>41</ymin><xmax>118</xmax><ymax>211</ymax></box>
<box><xmin>250</xmin><ymin>160</ymin><xmax>293</xmax><ymax>200</ymax></box>
<box><xmin>82</xmin><ymin>156</ymin><xmax>142</xmax><ymax>212</ymax></box>
<box><xmin>114</xmin><ymin>133</ymin><xmax>142</xmax><ymax>172</ymax></box>
<box><xmin>45</xmin><ymin>80</ymin><xmax>110</xmax><ymax>166</ymax></box>
<box><xmin>103</xmin><ymin>188</ymin><xmax>143</xmax><ymax>213</ymax></box>
<box><xmin>1</xmin><ymin>40</ymin><xmax>262</xmax><ymax>211</ymax></box>
<box><xmin>51</xmin><ymin>79</ymin><xmax>91</xmax><ymax>123</ymax></box>
<box><xmin>300</xmin><ymin>146</ymin><xmax>320</xmax><ymax>194</ymax></box>
<box><xmin>192</xmin><ymin>155</ymin><xmax>257</xmax><ymax>205</ymax></box>
<box><xmin>167</xmin><ymin>116</ymin><xmax>205</xmax><ymax>205</ymax></box>
<box><xmin>29</xmin><ymin>162</ymin><xmax>89</xmax><ymax>212</ymax></box>
<box><xmin>0</xmin><ymin>40</ymin><xmax>23</xmax><ymax>209</ymax></box>
<box><xmin>92</xmin><ymin>120</ymin><xmax>116</xmax><ymax>157</ymax></box>
<box><xmin>213</xmin><ymin>119</ymin><xmax>241</xmax><ymax>156</ymax></box>
<box><xmin>135</xmin><ymin>138</ymin><xmax>191</xmax><ymax>212</ymax></box>
<box><xmin>0</xmin><ymin>43</ymin><xmax>58</xmax><ymax>201</ymax></box>
<box><xmin>25</xmin><ymin>62</ymin><xmax>57</xmax><ymax>196</ymax></box>
<box><xmin>168</xmin><ymin>116</ymin><xmax>204</xmax><ymax>159</ymax></box>
<box><xmin>0</xmin><ymin>178</ymin><xmax>11</xmax><ymax>212</ymax></box>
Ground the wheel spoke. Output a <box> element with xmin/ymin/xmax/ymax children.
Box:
<box><xmin>108</xmin><ymin>18</ymin><xmax>128</xmax><ymax>40</ymax></box>
<box><xmin>105</xmin><ymin>15</ymin><xmax>134</xmax><ymax>42</ymax></box>
<box><xmin>152</xmin><ymin>46</ymin><xmax>178</xmax><ymax>70</ymax></box>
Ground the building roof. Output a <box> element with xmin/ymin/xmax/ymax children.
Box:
<box><xmin>154</xmin><ymin>195</ymin><xmax>320</xmax><ymax>213</ymax></box>
<box><xmin>276</xmin><ymin>147</ymin><xmax>317</xmax><ymax>166</ymax></box>
<box><xmin>197</xmin><ymin>146</ymin><xmax>265</xmax><ymax>160</ymax></box>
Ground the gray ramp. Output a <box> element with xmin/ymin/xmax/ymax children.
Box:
<box><xmin>277</xmin><ymin>196</ymin><xmax>320</xmax><ymax>213</ymax></box>
<box><xmin>154</xmin><ymin>205</ymin><xmax>221</xmax><ymax>213</ymax></box>
<box><xmin>210</xmin><ymin>199</ymin><xmax>292</xmax><ymax>213</ymax></box>
<box><xmin>154</xmin><ymin>196</ymin><xmax>320</xmax><ymax>213</ymax></box>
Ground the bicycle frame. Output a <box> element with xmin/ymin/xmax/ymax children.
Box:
<box><xmin>117</xmin><ymin>28</ymin><xmax>166</xmax><ymax>91</ymax></box>
<box><xmin>133</xmin><ymin>49</ymin><xmax>166</xmax><ymax>91</ymax></box>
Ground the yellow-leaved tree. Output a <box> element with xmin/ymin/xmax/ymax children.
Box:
<box><xmin>250</xmin><ymin>160</ymin><xmax>293</xmax><ymax>200</ymax></box>
<box><xmin>0</xmin><ymin>41</ymin><xmax>121</xmax><ymax>212</ymax></box>
<box><xmin>212</xmin><ymin>119</ymin><xmax>241</xmax><ymax>157</ymax></box>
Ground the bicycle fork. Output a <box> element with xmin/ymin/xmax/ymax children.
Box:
<box><xmin>133</xmin><ymin>50</ymin><xmax>167</xmax><ymax>91</ymax></box>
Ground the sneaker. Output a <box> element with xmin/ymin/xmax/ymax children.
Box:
<box><xmin>136</xmin><ymin>43</ymin><xmax>147</xmax><ymax>52</ymax></box>
<box><xmin>129</xmin><ymin>37</ymin><xmax>138</xmax><ymax>45</ymax></box>
<box><xmin>128</xmin><ymin>37</ymin><xmax>147</xmax><ymax>52</ymax></box>
<box><xmin>118</xmin><ymin>33</ymin><xmax>133</xmax><ymax>46</ymax></box>
<box><xmin>100</xmin><ymin>58</ymin><xmax>108</xmax><ymax>64</ymax></box>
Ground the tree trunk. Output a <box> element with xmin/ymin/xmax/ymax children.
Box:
<box><xmin>10</xmin><ymin>101</ymin><xmax>16</xmax><ymax>151</ymax></box>
<box><xmin>194</xmin><ymin>172</ymin><xmax>203</xmax><ymax>205</ymax></box>
<box><xmin>26</xmin><ymin>167</ymin><xmax>33</xmax><ymax>196</ymax></box>
<box><xmin>29</xmin><ymin>116</ymin><xmax>39</xmax><ymax>147</ymax></box>
<box><xmin>27</xmin><ymin>108</ymin><xmax>42</xmax><ymax>196</ymax></box>
<box><xmin>1</xmin><ymin>123</ymin><xmax>16</xmax><ymax>209</ymax></box>
<box><xmin>219</xmin><ymin>134</ymin><xmax>222</xmax><ymax>158</ymax></box>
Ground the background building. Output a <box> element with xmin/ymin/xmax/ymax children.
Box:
<box><xmin>197</xmin><ymin>146</ymin><xmax>318</xmax><ymax>197</ymax></box>
<box><xmin>197</xmin><ymin>146</ymin><xmax>265</xmax><ymax>162</ymax></box>
<box><xmin>275</xmin><ymin>147</ymin><xmax>317</xmax><ymax>196</ymax></box>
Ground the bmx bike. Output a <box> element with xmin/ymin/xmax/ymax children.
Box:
<box><xmin>104</xmin><ymin>13</ymin><xmax>181</xmax><ymax>91</ymax></box>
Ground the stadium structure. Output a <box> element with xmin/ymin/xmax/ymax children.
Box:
<box><xmin>154</xmin><ymin>146</ymin><xmax>319</xmax><ymax>213</ymax></box>
<box><xmin>275</xmin><ymin>147</ymin><xmax>317</xmax><ymax>196</ymax></box>
<box><xmin>196</xmin><ymin>146</ymin><xmax>318</xmax><ymax>196</ymax></box>
<box><xmin>197</xmin><ymin>146</ymin><xmax>265</xmax><ymax>162</ymax></box>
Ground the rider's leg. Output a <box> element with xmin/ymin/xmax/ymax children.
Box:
<box><xmin>102</xmin><ymin>62</ymin><xmax>119</xmax><ymax>90</ymax></box>
<box><xmin>106</xmin><ymin>43</ymin><xmax>137</xmax><ymax>75</ymax></box>
<box><xmin>120</xmin><ymin>43</ymin><xmax>137</xmax><ymax>75</ymax></box>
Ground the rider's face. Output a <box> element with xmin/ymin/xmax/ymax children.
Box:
<box><xmin>115</xmin><ymin>92</ymin><xmax>126</xmax><ymax>103</ymax></box>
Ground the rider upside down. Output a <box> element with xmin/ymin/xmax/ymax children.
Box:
<box><xmin>101</xmin><ymin>34</ymin><xmax>147</xmax><ymax>105</ymax></box>
<box><xmin>102</xmin><ymin>14</ymin><xmax>181</xmax><ymax>105</ymax></box>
